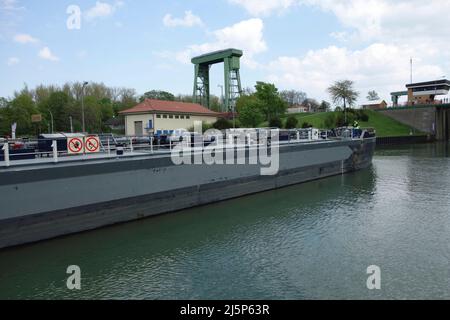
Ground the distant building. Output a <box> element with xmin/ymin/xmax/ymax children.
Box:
<box><xmin>391</xmin><ymin>79</ymin><xmax>450</xmax><ymax>106</ymax></box>
<box><xmin>119</xmin><ymin>99</ymin><xmax>219</xmax><ymax>136</ymax></box>
<box><xmin>287</xmin><ymin>104</ymin><xmax>309</xmax><ymax>114</ymax></box>
<box><xmin>362</xmin><ymin>100</ymin><xmax>388</xmax><ymax>110</ymax></box>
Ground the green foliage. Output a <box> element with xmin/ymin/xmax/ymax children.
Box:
<box><xmin>355</xmin><ymin>109</ymin><xmax>369</xmax><ymax>122</ymax></box>
<box><xmin>141</xmin><ymin>90</ymin><xmax>175</xmax><ymax>102</ymax></box>
<box><xmin>269</xmin><ymin>117</ymin><xmax>283</xmax><ymax>129</ymax></box>
<box><xmin>319</xmin><ymin>100</ymin><xmax>331</xmax><ymax>112</ymax></box>
<box><xmin>285</xmin><ymin>115</ymin><xmax>299</xmax><ymax>129</ymax></box>
<box><xmin>0</xmin><ymin>83</ymin><xmax>139</xmax><ymax>136</ymax></box>
<box><xmin>367</xmin><ymin>90</ymin><xmax>380</xmax><ymax>101</ymax></box>
<box><xmin>254</xmin><ymin>82</ymin><xmax>287</xmax><ymax>121</ymax></box>
<box><xmin>324</xmin><ymin>113</ymin><xmax>335</xmax><ymax>129</ymax></box>
<box><xmin>280</xmin><ymin>90</ymin><xmax>307</xmax><ymax>106</ymax></box>
<box><xmin>301</xmin><ymin>122</ymin><xmax>313</xmax><ymax>129</ymax></box>
<box><xmin>239</xmin><ymin>104</ymin><xmax>264</xmax><ymax>128</ymax></box>
<box><xmin>327</xmin><ymin>80</ymin><xmax>359</xmax><ymax>109</ymax></box>
<box><xmin>8</xmin><ymin>93</ymin><xmax>38</xmax><ymax>136</ymax></box>
<box><xmin>213</xmin><ymin>118</ymin><xmax>233</xmax><ymax>130</ymax></box>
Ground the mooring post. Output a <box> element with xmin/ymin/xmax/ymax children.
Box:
<box><xmin>107</xmin><ymin>139</ymin><xmax>111</xmax><ymax>157</ymax></box>
<box><xmin>150</xmin><ymin>136</ymin><xmax>154</xmax><ymax>154</ymax></box>
<box><xmin>2</xmin><ymin>142</ymin><xmax>10</xmax><ymax>167</ymax></box>
<box><xmin>130</xmin><ymin>138</ymin><xmax>134</xmax><ymax>153</ymax></box>
<box><xmin>52</xmin><ymin>140</ymin><xmax>58</xmax><ymax>163</ymax></box>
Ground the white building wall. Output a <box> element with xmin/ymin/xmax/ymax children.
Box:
<box><xmin>125</xmin><ymin>113</ymin><xmax>217</xmax><ymax>136</ymax></box>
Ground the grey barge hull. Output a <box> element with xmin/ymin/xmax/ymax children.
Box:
<box><xmin>0</xmin><ymin>138</ymin><xmax>375</xmax><ymax>249</ymax></box>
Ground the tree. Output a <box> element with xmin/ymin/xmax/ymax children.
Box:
<box><xmin>213</xmin><ymin>118</ymin><xmax>233</xmax><ymax>130</ymax></box>
<box><xmin>319</xmin><ymin>101</ymin><xmax>331</xmax><ymax>113</ymax></box>
<box><xmin>328</xmin><ymin>80</ymin><xmax>359</xmax><ymax>109</ymax></box>
<box><xmin>285</xmin><ymin>116</ymin><xmax>299</xmax><ymax>129</ymax></box>
<box><xmin>280</xmin><ymin>90</ymin><xmax>307</xmax><ymax>106</ymax></box>
<box><xmin>209</xmin><ymin>95</ymin><xmax>222</xmax><ymax>112</ymax></box>
<box><xmin>303</xmin><ymin>98</ymin><xmax>320</xmax><ymax>113</ymax></box>
<box><xmin>327</xmin><ymin>80</ymin><xmax>359</xmax><ymax>124</ymax></box>
<box><xmin>239</xmin><ymin>104</ymin><xmax>264</xmax><ymax>128</ymax></box>
<box><xmin>8</xmin><ymin>93</ymin><xmax>38</xmax><ymax>136</ymax></box>
<box><xmin>269</xmin><ymin>117</ymin><xmax>283</xmax><ymax>129</ymax></box>
<box><xmin>254</xmin><ymin>82</ymin><xmax>287</xmax><ymax>121</ymax></box>
<box><xmin>44</xmin><ymin>91</ymin><xmax>72</xmax><ymax>132</ymax></box>
<box><xmin>140</xmin><ymin>90</ymin><xmax>175</xmax><ymax>102</ymax></box>
<box><xmin>367</xmin><ymin>90</ymin><xmax>380</xmax><ymax>101</ymax></box>
<box><xmin>236</xmin><ymin>94</ymin><xmax>264</xmax><ymax>128</ymax></box>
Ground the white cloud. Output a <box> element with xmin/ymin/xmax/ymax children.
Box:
<box><xmin>175</xmin><ymin>18</ymin><xmax>267</xmax><ymax>67</ymax></box>
<box><xmin>163</xmin><ymin>11</ymin><xmax>203</xmax><ymax>28</ymax></box>
<box><xmin>7</xmin><ymin>57</ymin><xmax>19</xmax><ymax>66</ymax></box>
<box><xmin>228</xmin><ymin>0</ymin><xmax>296</xmax><ymax>16</ymax></box>
<box><xmin>38</xmin><ymin>47</ymin><xmax>59</xmax><ymax>62</ymax></box>
<box><xmin>0</xmin><ymin>0</ymin><xmax>23</xmax><ymax>11</ymax></box>
<box><xmin>267</xmin><ymin>43</ymin><xmax>444</xmax><ymax>103</ymax></box>
<box><xmin>227</xmin><ymin>0</ymin><xmax>450</xmax><ymax>103</ymax></box>
<box><xmin>85</xmin><ymin>1</ymin><xmax>123</xmax><ymax>21</ymax></box>
<box><xmin>13</xmin><ymin>33</ymin><xmax>38</xmax><ymax>44</ymax></box>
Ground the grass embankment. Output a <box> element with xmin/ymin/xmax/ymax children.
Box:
<box><xmin>276</xmin><ymin>110</ymin><xmax>422</xmax><ymax>138</ymax></box>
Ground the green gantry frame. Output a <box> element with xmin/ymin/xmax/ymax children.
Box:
<box><xmin>192</xmin><ymin>48</ymin><xmax>243</xmax><ymax>112</ymax></box>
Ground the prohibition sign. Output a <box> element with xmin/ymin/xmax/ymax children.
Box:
<box><xmin>68</xmin><ymin>138</ymin><xmax>83</xmax><ymax>154</ymax></box>
<box><xmin>85</xmin><ymin>136</ymin><xmax>100</xmax><ymax>153</ymax></box>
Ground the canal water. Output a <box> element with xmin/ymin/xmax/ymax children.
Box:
<box><xmin>1</xmin><ymin>143</ymin><xmax>450</xmax><ymax>300</ymax></box>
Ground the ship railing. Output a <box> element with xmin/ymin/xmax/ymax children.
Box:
<box><xmin>0</xmin><ymin>128</ymin><xmax>375</xmax><ymax>167</ymax></box>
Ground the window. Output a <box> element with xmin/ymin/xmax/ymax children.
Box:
<box><xmin>169</xmin><ymin>115</ymin><xmax>174</xmax><ymax>119</ymax></box>
<box><xmin>156</xmin><ymin>115</ymin><xmax>161</xmax><ymax>119</ymax></box>
<box><xmin>175</xmin><ymin>115</ymin><xmax>180</xmax><ymax>119</ymax></box>
<box><xmin>186</xmin><ymin>115</ymin><xmax>191</xmax><ymax>119</ymax></box>
<box><xmin>163</xmin><ymin>115</ymin><xmax>168</xmax><ymax>119</ymax></box>
<box><xmin>180</xmin><ymin>115</ymin><xmax>185</xmax><ymax>119</ymax></box>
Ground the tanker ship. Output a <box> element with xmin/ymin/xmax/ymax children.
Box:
<box><xmin>0</xmin><ymin>128</ymin><xmax>375</xmax><ymax>249</ymax></box>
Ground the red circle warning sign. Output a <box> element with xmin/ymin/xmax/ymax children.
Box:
<box><xmin>68</xmin><ymin>138</ymin><xmax>83</xmax><ymax>154</ymax></box>
<box><xmin>85</xmin><ymin>136</ymin><xmax>100</xmax><ymax>153</ymax></box>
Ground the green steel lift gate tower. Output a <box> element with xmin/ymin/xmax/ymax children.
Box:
<box><xmin>192</xmin><ymin>49</ymin><xmax>243</xmax><ymax>112</ymax></box>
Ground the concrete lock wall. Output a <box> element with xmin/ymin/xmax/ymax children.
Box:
<box><xmin>379</xmin><ymin>108</ymin><xmax>436</xmax><ymax>135</ymax></box>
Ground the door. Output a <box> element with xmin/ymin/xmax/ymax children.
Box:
<box><xmin>134</xmin><ymin>121</ymin><xmax>143</xmax><ymax>136</ymax></box>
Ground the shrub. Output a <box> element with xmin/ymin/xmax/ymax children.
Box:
<box><xmin>269</xmin><ymin>117</ymin><xmax>283</xmax><ymax>129</ymax></box>
<box><xmin>285</xmin><ymin>116</ymin><xmax>299</xmax><ymax>129</ymax></box>
<box><xmin>324</xmin><ymin>113</ymin><xmax>336</xmax><ymax>128</ymax></box>
<box><xmin>213</xmin><ymin>118</ymin><xmax>233</xmax><ymax>130</ymax></box>
<box><xmin>357</xmin><ymin>110</ymin><xmax>369</xmax><ymax>122</ymax></box>
<box><xmin>301</xmin><ymin>122</ymin><xmax>313</xmax><ymax>129</ymax></box>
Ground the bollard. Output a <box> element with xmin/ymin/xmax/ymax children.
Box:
<box><xmin>297</xmin><ymin>131</ymin><xmax>300</xmax><ymax>141</ymax></box>
<box><xmin>2</xmin><ymin>142</ymin><xmax>10</xmax><ymax>167</ymax></box>
<box><xmin>107</xmin><ymin>139</ymin><xmax>111</xmax><ymax>157</ymax></box>
<box><xmin>52</xmin><ymin>140</ymin><xmax>58</xmax><ymax>163</ymax></box>
<box><xmin>150</xmin><ymin>136</ymin><xmax>154</xmax><ymax>154</ymax></box>
<box><xmin>130</xmin><ymin>138</ymin><xmax>134</xmax><ymax>153</ymax></box>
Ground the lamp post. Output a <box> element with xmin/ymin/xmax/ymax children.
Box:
<box><xmin>69</xmin><ymin>116</ymin><xmax>73</xmax><ymax>133</ymax></box>
<box><xmin>217</xmin><ymin>84</ymin><xmax>224</xmax><ymax>112</ymax></box>
<box><xmin>81</xmin><ymin>81</ymin><xmax>89</xmax><ymax>133</ymax></box>
<box><xmin>49</xmin><ymin>110</ymin><xmax>54</xmax><ymax>134</ymax></box>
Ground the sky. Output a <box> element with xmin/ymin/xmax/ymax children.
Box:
<box><xmin>1</xmin><ymin>0</ymin><xmax>450</xmax><ymax>104</ymax></box>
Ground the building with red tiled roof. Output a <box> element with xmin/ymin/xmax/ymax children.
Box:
<box><xmin>119</xmin><ymin>99</ymin><xmax>220</xmax><ymax>136</ymax></box>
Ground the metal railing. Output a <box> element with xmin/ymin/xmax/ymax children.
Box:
<box><xmin>1</xmin><ymin>128</ymin><xmax>374</xmax><ymax>168</ymax></box>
